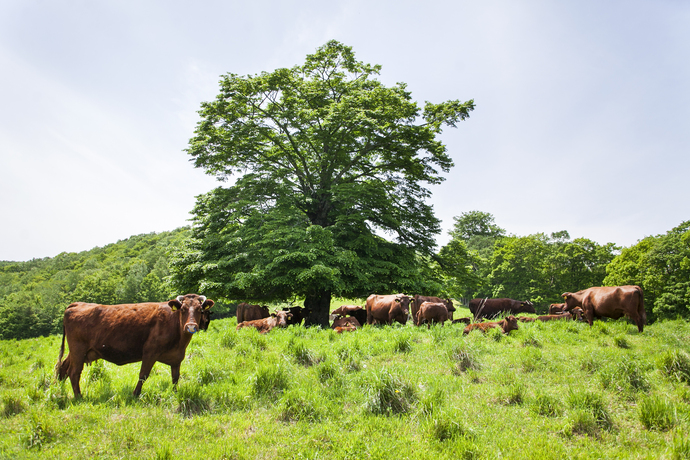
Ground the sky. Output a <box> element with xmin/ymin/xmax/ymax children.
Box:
<box><xmin>1</xmin><ymin>0</ymin><xmax>688</xmax><ymax>261</ymax></box>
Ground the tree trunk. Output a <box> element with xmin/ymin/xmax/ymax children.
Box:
<box><xmin>304</xmin><ymin>290</ymin><xmax>332</xmax><ymax>328</ymax></box>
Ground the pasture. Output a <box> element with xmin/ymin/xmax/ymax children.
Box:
<box><xmin>1</xmin><ymin>308</ymin><xmax>690</xmax><ymax>459</ymax></box>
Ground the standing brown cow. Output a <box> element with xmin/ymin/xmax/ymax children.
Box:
<box><xmin>411</xmin><ymin>295</ymin><xmax>455</xmax><ymax>325</ymax></box>
<box><xmin>365</xmin><ymin>294</ymin><xmax>410</xmax><ymax>325</ymax></box>
<box><xmin>562</xmin><ymin>285</ymin><xmax>646</xmax><ymax>332</ymax></box>
<box><xmin>56</xmin><ymin>294</ymin><xmax>214</xmax><ymax>398</ymax></box>
<box><xmin>415</xmin><ymin>301</ymin><xmax>449</xmax><ymax>327</ymax></box>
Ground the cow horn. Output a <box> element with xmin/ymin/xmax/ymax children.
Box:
<box><xmin>198</xmin><ymin>295</ymin><xmax>207</xmax><ymax>304</ymax></box>
<box><xmin>177</xmin><ymin>295</ymin><xmax>185</xmax><ymax>302</ymax></box>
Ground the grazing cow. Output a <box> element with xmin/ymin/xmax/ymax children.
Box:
<box><xmin>548</xmin><ymin>303</ymin><xmax>567</xmax><ymax>315</ymax></box>
<box><xmin>365</xmin><ymin>294</ymin><xmax>411</xmax><ymax>325</ymax></box>
<box><xmin>415</xmin><ymin>302</ymin><xmax>449</xmax><ymax>327</ymax></box>
<box><xmin>463</xmin><ymin>315</ymin><xmax>519</xmax><ymax>335</ymax></box>
<box><xmin>570</xmin><ymin>307</ymin><xmax>584</xmax><ymax>321</ymax></box>
<box><xmin>56</xmin><ymin>294</ymin><xmax>214</xmax><ymax>398</ymax></box>
<box><xmin>236</xmin><ymin>303</ymin><xmax>270</xmax><ymax>323</ymax></box>
<box><xmin>236</xmin><ymin>310</ymin><xmax>292</xmax><ymax>334</ymax></box>
<box><xmin>330</xmin><ymin>305</ymin><xmax>367</xmax><ymax>328</ymax></box>
<box><xmin>332</xmin><ymin>316</ymin><xmax>361</xmax><ymax>329</ymax></box>
<box><xmin>281</xmin><ymin>306</ymin><xmax>311</xmax><ymax>326</ymax></box>
<box><xmin>452</xmin><ymin>317</ymin><xmax>472</xmax><ymax>325</ymax></box>
<box><xmin>469</xmin><ymin>298</ymin><xmax>535</xmax><ymax>319</ymax></box>
<box><xmin>536</xmin><ymin>312</ymin><xmax>573</xmax><ymax>322</ymax></box>
<box><xmin>411</xmin><ymin>296</ymin><xmax>456</xmax><ymax>325</ymax></box>
<box><xmin>562</xmin><ymin>285</ymin><xmax>646</xmax><ymax>332</ymax></box>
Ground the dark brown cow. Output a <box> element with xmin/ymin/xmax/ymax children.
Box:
<box><xmin>236</xmin><ymin>303</ymin><xmax>270</xmax><ymax>323</ymax></box>
<box><xmin>331</xmin><ymin>316</ymin><xmax>361</xmax><ymax>329</ymax></box>
<box><xmin>411</xmin><ymin>296</ymin><xmax>456</xmax><ymax>325</ymax></box>
<box><xmin>562</xmin><ymin>285</ymin><xmax>646</xmax><ymax>332</ymax></box>
<box><xmin>199</xmin><ymin>310</ymin><xmax>213</xmax><ymax>331</ymax></box>
<box><xmin>536</xmin><ymin>312</ymin><xmax>573</xmax><ymax>322</ymax></box>
<box><xmin>281</xmin><ymin>306</ymin><xmax>311</xmax><ymax>326</ymax></box>
<box><xmin>548</xmin><ymin>303</ymin><xmax>567</xmax><ymax>315</ymax></box>
<box><xmin>463</xmin><ymin>315</ymin><xmax>519</xmax><ymax>335</ymax></box>
<box><xmin>469</xmin><ymin>298</ymin><xmax>535</xmax><ymax>319</ymax></box>
<box><xmin>56</xmin><ymin>294</ymin><xmax>214</xmax><ymax>397</ymax></box>
<box><xmin>365</xmin><ymin>294</ymin><xmax>410</xmax><ymax>325</ymax></box>
<box><xmin>236</xmin><ymin>310</ymin><xmax>292</xmax><ymax>334</ymax></box>
<box><xmin>415</xmin><ymin>301</ymin><xmax>449</xmax><ymax>327</ymax></box>
<box><xmin>330</xmin><ymin>305</ymin><xmax>367</xmax><ymax>328</ymax></box>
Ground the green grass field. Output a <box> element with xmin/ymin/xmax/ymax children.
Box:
<box><xmin>1</xmin><ymin>307</ymin><xmax>690</xmax><ymax>459</ymax></box>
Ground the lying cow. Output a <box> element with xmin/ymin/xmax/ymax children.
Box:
<box><xmin>463</xmin><ymin>315</ymin><xmax>519</xmax><ymax>335</ymax></box>
<box><xmin>281</xmin><ymin>306</ymin><xmax>311</xmax><ymax>326</ymax></box>
<box><xmin>411</xmin><ymin>295</ymin><xmax>455</xmax><ymax>325</ymax></box>
<box><xmin>56</xmin><ymin>294</ymin><xmax>214</xmax><ymax>397</ymax></box>
<box><xmin>548</xmin><ymin>303</ymin><xmax>567</xmax><ymax>315</ymax></box>
<box><xmin>236</xmin><ymin>310</ymin><xmax>292</xmax><ymax>334</ymax></box>
<box><xmin>330</xmin><ymin>305</ymin><xmax>367</xmax><ymax>328</ymax></box>
<box><xmin>236</xmin><ymin>303</ymin><xmax>270</xmax><ymax>323</ymax></box>
<box><xmin>332</xmin><ymin>316</ymin><xmax>361</xmax><ymax>329</ymax></box>
<box><xmin>334</xmin><ymin>325</ymin><xmax>357</xmax><ymax>334</ymax></box>
<box><xmin>562</xmin><ymin>285</ymin><xmax>646</xmax><ymax>332</ymax></box>
<box><xmin>452</xmin><ymin>317</ymin><xmax>472</xmax><ymax>325</ymax></box>
<box><xmin>536</xmin><ymin>312</ymin><xmax>573</xmax><ymax>322</ymax></box>
<box><xmin>469</xmin><ymin>298</ymin><xmax>535</xmax><ymax>319</ymax></box>
<box><xmin>415</xmin><ymin>301</ymin><xmax>448</xmax><ymax>327</ymax></box>
<box><xmin>365</xmin><ymin>294</ymin><xmax>410</xmax><ymax>325</ymax></box>
<box><xmin>518</xmin><ymin>316</ymin><xmax>536</xmax><ymax>323</ymax></box>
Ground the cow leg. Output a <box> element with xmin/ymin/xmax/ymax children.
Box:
<box><xmin>584</xmin><ymin>308</ymin><xmax>595</xmax><ymax>327</ymax></box>
<box><xmin>66</xmin><ymin>353</ymin><xmax>85</xmax><ymax>398</ymax></box>
<box><xmin>133</xmin><ymin>358</ymin><xmax>156</xmax><ymax>397</ymax></box>
<box><xmin>171</xmin><ymin>364</ymin><xmax>181</xmax><ymax>387</ymax></box>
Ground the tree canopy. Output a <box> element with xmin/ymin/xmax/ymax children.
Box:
<box><xmin>169</xmin><ymin>41</ymin><xmax>475</xmax><ymax>326</ymax></box>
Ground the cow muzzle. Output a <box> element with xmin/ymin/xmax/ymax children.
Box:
<box><xmin>185</xmin><ymin>322</ymin><xmax>199</xmax><ymax>334</ymax></box>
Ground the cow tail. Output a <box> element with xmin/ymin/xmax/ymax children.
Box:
<box><xmin>637</xmin><ymin>286</ymin><xmax>646</xmax><ymax>325</ymax></box>
<box><xmin>54</xmin><ymin>323</ymin><xmax>66</xmax><ymax>380</ymax></box>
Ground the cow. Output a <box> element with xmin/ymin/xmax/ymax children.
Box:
<box><xmin>236</xmin><ymin>310</ymin><xmax>292</xmax><ymax>334</ymax></box>
<box><xmin>463</xmin><ymin>315</ymin><xmax>519</xmax><ymax>335</ymax></box>
<box><xmin>452</xmin><ymin>317</ymin><xmax>472</xmax><ymax>325</ymax></box>
<box><xmin>199</xmin><ymin>310</ymin><xmax>213</xmax><ymax>331</ymax></box>
<box><xmin>570</xmin><ymin>307</ymin><xmax>584</xmax><ymax>321</ymax></box>
<box><xmin>236</xmin><ymin>303</ymin><xmax>270</xmax><ymax>323</ymax></box>
<box><xmin>548</xmin><ymin>303</ymin><xmax>567</xmax><ymax>315</ymax></box>
<box><xmin>334</xmin><ymin>325</ymin><xmax>357</xmax><ymax>334</ymax></box>
<box><xmin>281</xmin><ymin>306</ymin><xmax>311</xmax><ymax>326</ymax></box>
<box><xmin>415</xmin><ymin>302</ymin><xmax>449</xmax><ymax>327</ymax></box>
<box><xmin>561</xmin><ymin>285</ymin><xmax>646</xmax><ymax>332</ymax></box>
<box><xmin>518</xmin><ymin>316</ymin><xmax>536</xmax><ymax>323</ymax></box>
<box><xmin>536</xmin><ymin>312</ymin><xmax>573</xmax><ymax>322</ymax></box>
<box><xmin>55</xmin><ymin>294</ymin><xmax>214</xmax><ymax>398</ymax></box>
<box><xmin>365</xmin><ymin>294</ymin><xmax>411</xmax><ymax>325</ymax></box>
<box><xmin>332</xmin><ymin>316</ymin><xmax>361</xmax><ymax>329</ymax></box>
<box><xmin>330</xmin><ymin>305</ymin><xmax>367</xmax><ymax>328</ymax></box>
<box><xmin>411</xmin><ymin>296</ymin><xmax>456</xmax><ymax>325</ymax></box>
<box><xmin>469</xmin><ymin>298</ymin><xmax>535</xmax><ymax>320</ymax></box>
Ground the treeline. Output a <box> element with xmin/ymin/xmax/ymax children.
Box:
<box><xmin>0</xmin><ymin>229</ymin><xmax>189</xmax><ymax>340</ymax></box>
<box><xmin>1</xmin><ymin>215</ymin><xmax>688</xmax><ymax>341</ymax></box>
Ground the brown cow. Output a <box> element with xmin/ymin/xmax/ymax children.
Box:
<box><xmin>56</xmin><ymin>294</ymin><xmax>214</xmax><ymax>398</ymax></box>
<box><xmin>562</xmin><ymin>285</ymin><xmax>646</xmax><ymax>332</ymax></box>
<box><xmin>199</xmin><ymin>310</ymin><xmax>213</xmax><ymax>331</ymax></box>
<box><xmin>334</xmin><ymin>325</ymin><xmax>357</xmax><ymax>334</ymax></box>
<box><xmin>463</xmin><ymin>315</ymin><xmax>519</xmax><ymax>335</ymax></box>
<box><xmin>365</xmin><ymin>294</ymin><xmax>411</xmax><ymax>325</ymax></box>
<box><xmin>469</xmin><ymin>298</ymin><xmax>535</xmax><ymax>319</ymax></box>
<box><xmin>415</xmin><ymin>301</ymin><xmax>449</xmax><ymax>327</ymax></box>
<box><xmin>518</xmin><ymin>316</ymin><xmax>536</xmax><ymax>322</ymax></box>
<box><xmin>330</xmin><ymin>305</ymin><xmax>367</xmax><ymax>328</ymax></box>
<box><xmin>536</xmin><ymin>312</ymin><xmax>573</xmax><ymax>322</ymax></box>
<box><xmin>281</xmin><ymin>306</ymin><xmax>311</xmax><ymax>326</ymax></box>
<box><xmin>332</xmin><ymin>316</ymin><xmax>361</xmax><ymax>329</ymax></box>
<box><xmin>236</xmin><ymin>303</ymin><xmax>270</xmax><ymax>323</ymax></box>
<box><xmin>548</xmin><ymin>303</ymin><xmax>567</xmax><ymax>315</ymax></box>
<box><xmin>236</xmin><ymin>310</ymin><xmax>292</xmax><ymax>334</ymax></box>
<box><xmin>452</xmin><ymin>317</ymin><xmax>472</xmax><ymax>325</ymax></box>
<box><xmin>411</xmin><ymin>296</ymin><xmax>456</xmax><ymax>325</ymax></box>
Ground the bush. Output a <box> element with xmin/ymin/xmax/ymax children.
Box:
<box><xmin>638</xmin><ymin>395</ymin><xmax>677</xmax><ymax>431</ymax></box>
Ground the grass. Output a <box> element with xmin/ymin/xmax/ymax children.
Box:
<box><xmin>0</xmin><ymin>313</ymin><xmax>688</xmax><ymax>459</ymax></box>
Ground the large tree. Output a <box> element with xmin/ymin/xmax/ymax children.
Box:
<box><xmin>170</xmin><ymin>41</ymin><xmax>474</xmax><ymax>326</ymax></box>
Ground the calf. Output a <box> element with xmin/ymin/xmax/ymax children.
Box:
<box><xmin>330</xmin><ymin>305</ymin><xmax>367</xmax><ymax>328</ymax></box>
<box><xmin>548</xmin><ymin>303</ymin><xmax>567</xmax><ymax>315</ymax></box>
<box><xmin>236</xmin><ymin>311</ymin><xmax>292</xmax><ymax>334</ymax></box>
<box><xmin>415</xmin><ymin>301</ymin><xmax>448</xmax><ymax>327</ymax></box>
<box><xmin>463</xmin><ymin>315</ymin><xmax>519</xmax><ymax>335</ymax></box>
<box><xmin>332</xmin><ymin>316</ymin><xmax>361</xmax><ymax>329</ymax></box>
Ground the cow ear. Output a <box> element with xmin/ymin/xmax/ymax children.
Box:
<box><xmin>202</xmin><ymin>299</ymin><xmax>214</xmax><ymax>310</ymax></box>
<box><xmin>169</xmin><ymin>300</ymin><xmax>182</xmax><ymax>311</ymax></box>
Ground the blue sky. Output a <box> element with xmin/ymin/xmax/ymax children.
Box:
<box><xmin>1</xmin><ymin>0</ymin><xmax>688</xmax><ymax>261</ymax></box>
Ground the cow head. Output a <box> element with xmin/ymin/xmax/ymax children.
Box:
<box><xmin>519</xmin><ymin>301</ymin><xmax>536</xmax><ymax>314</ymax></box>
<box><xmin>272</xmin><ymin>310</ymin><xmax>292</xmax><ymax>328</ymax></box>
<box><xmin>395</xmin><ymin>295</ymin><xmax>411</xmax><ymax>324</ymax></box>
<box><xmin>561</xmin><ymin>292</ymin><xmax>581</xmax><ymax>311</ymax></box>
<box><xmin>168</xmin><ymin>294</ymin><xmax>215</xmax><ymax>335</ymax></box>
<box><xmin>503</xmin><ymin>315</ymin><xmax>519</xmax><ymax>333</ymax></box>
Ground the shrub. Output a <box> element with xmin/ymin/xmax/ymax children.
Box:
<box><xmin>638</xmin><ymin>395</ymin><xmax>677</xmax><ymax>431</ymax></box>
<box><xmin>659</xmin><ymin>350</ymin><xmax>690</xmax><ymax>384</ymax></box>
<box><xmin>363</xmin><ymin>368</ymin><xmax>417</xmax><ymax>415</ymax></box>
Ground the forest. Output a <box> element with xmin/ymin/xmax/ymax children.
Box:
<box><xmin>0</xmin><ymin>214</ymin><xmax>687</xmax><ymax>341</ymax></box>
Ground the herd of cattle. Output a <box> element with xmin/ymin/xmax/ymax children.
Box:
<box><xmin>54</xmin><ymin>285</ymin><xmax>645</xmax><ymax>398</ymax></box>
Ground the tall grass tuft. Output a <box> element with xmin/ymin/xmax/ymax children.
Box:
<box><xmin>23</xmin><ymin>412</ymin><xmax>55</xmax><ymax>449</ymax></box>
<box><xmin>613</xmin><ymin>335</ymin><xmax>631</xmax><ymax>349</ymax></box>
<box><xmin>659</xmin><ymin>350</ymin><xmax>690</xmax><ymax>384</ymax></box>
<box><xmin>567</xmin><ymin>389</ymin><xmax>613</xmax><ymax>433</ymax></box>
<box><xmin>392</xmin><ymin>333</ymin><xmax>413</xmax><ymax>353</ymax></box>
<box><xmin>176</xmin><ymin>383</ymin><xmax>211</xmax><ymax>416</ymax></box>
<box><xmin>418</xmin><ymin>386</ymin><xmax>445</xmax><ymax>417</ymax></box>
<box><xmin>289</xmin><ymin>339</ymin><xmax>322</xmax><ymax>367</ymax></box>
<box><xmin>280</xmin><ymin>388</ymin><xmax>325</xmax><ymax>422</ymax></box>
<box><xmin>2</xmin><ymin>391</ymin><xmax>27</xmax><ymax>417</ymax></box>
<box><xmin>531</xmin><ymin>392</ymin><xmax>563</xmax><ymax>417</ymax></box>
<box><xmin>449</xmin><ymin>343</ymin><xmax>480</xmax><ymax>374</ymax></box>
<box><xmin>672</xmin><ymin>431</ymin><xmax>690</xmax><ymax>460</ymax></box>
<box><xmin>427</xmin><ymin>410</ymin><xmax>471</xmax><ymax>442</ymax></box>
<box><xmin>363</xmin><ymin>368</ymin><xmax>417</xmax><ymax>415</ymax></box>
<box><xmin>638</xmin><ymin>395</ymin><xmax>677</xmax><ymax>431</ymax></box>
<box><xmin>220</xmin><ymin>331</ymin><xmax>238</xmax><ymax>349</ymax></box>
<box><xmin>498</xmin><ymin>381</ymin><xmax>526</xmax><ymax>405</ymax></box>
<box><xmin>253</xmin><ymin>363</ymin><xmax>290</xmax><ymax>398</ymax></box>
<box><xmin>599</xmin><ymin>356</ymin><xmax>649</xmax><ymax>396</ymax></box>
